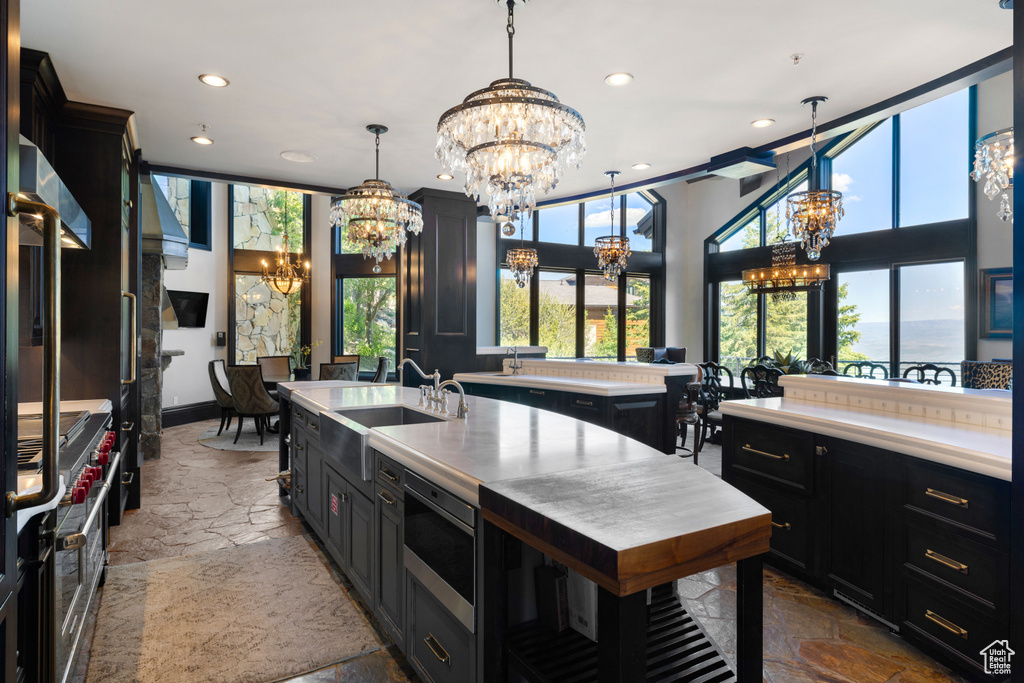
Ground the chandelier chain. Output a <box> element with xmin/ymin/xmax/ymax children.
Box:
<box><xmin>375</xmin><ymin>131</ymin><xmax>381</xmax><ymax>180</ymax></box>
<box><xmin>810</xmin><ymin>100</ymin><xmax>818</xmax><ymax>169</ymax></box>
<box><xmin>507</xmin><ymin>0</ymin><xmax>515</xmax><ymax>80</ymax></box>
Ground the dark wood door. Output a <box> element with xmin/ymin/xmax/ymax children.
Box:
<box><xmin>822</xmin><ymin>437</ymin><xmax>889</xmax><ymax>614</ymax></box>
<box><xmin>1</xmin><ymin>0</ymin><xmax>19</xmax><ymax>676</ymax></box>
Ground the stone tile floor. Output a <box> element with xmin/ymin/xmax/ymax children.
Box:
<box><xmin>73</xmin><ymin>420</ymin><xmax>965</xmax><ymax>683</ymax></box>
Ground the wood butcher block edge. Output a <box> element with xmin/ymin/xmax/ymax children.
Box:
<box><xmin>480</xmin><ymin>490</ymin><xmax>771</xmax><ymax>597</ymax></box>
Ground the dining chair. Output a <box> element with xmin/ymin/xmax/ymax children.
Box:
<box><xmin>372</xmin><ymin>357</ymin><xmax>390</xmax><ymax>383</ymax></box>
<box><xmin>257</xmin><ymin>355</ymin><xmax>292</xmax><ymax>381</ymax></box>
<box><xmin>960</xmin><ymin>360</ymin><xmax>1012</xmax><ymax>390</ymax></box>
<box><xmin>334</xmin><ymin>354</ymin><xmax>361</xmax><ymax>368</ymax></box>
<box><xmin>902</xmin><ymin>364</ymin><xmax>957</xmax><ymax>386</ymax></box>
<box><xmin>692</xmin><ymin>361</ymin><xmax>735</xmax><ymax>465</ymax></box>
<box><xmin>842</xmin><ymin>361</ymin><xmax>889</xmax><ymax>379</ymax></box>
<box><xmin>319</xmin><ymin>362</ymin><xmax>358</xmax><ymax>381</ymax></box>
<box><xmin>803</xmin><ymin>357</ymin><xmax>838</xmax><ymax>375</ymax></box>
<box><xmin>225</xmin><ymin>365</ymin><xmax>280</xmax><ymax>445</ymax></box>
<box><xmin>208</xmin><ymin>359</ymin><xmax>234</xmax><ymax>436</ymax></box>
<box><xmin>740</xmin><ymin>363</ymin><xmax>784</xmax><ymax>399</ymax></box>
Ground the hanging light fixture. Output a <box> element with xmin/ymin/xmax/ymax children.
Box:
<box><xmin>594</xmin><ymin>171</ymin><xmax>630</xmax><ymax>281</ymax></box>
<box><xmin>436</xmin><ymin>0</ymin><xmax>586</xmax><ymax>222</ymax></box>
<box><xmin>787</xmin><ymin>96</ymin><xmax>843</xmax><ymax>260</ymax></box>
<box><xmin>742</xmin><ymin>241</ymin><xmax>830</xmax><ymax>300</ymax></box>
<box><xmin>971</xmin><ymin>127</ymin><xmax>1013</xmax><ymax>223</ymax></box>
<box><xmin>261</xmin><ymin>230</ymin><xmax>310</xmax><ymax>295</ymax></box>
<box><xmin>330</xmin><ymin>125</ymin><xmax>424</xmax><ymax>274</ymax></box>
<box><xmin>505</xmin><ymin>214</ymin><xmax>538</xmax><ymax>287</ymax></box>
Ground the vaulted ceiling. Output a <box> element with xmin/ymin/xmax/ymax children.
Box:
<box><xmin>21</xmin><ymin>0</ymin><xmax>1012</xmax><ymax>200</ymax></box>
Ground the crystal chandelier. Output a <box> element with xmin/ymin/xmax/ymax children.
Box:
<box><xmin>742</xmin><ymin>241</ymin><xmax>830</xmax><ymax>300</ymax></box>
<box><xmin>787</xmin><ymin>97</ymin><xmax>843</xmax><ymax>260</ymax></box>
<box><xmin>971</xmin><ymin>127</ymin><xmax>1013</xmax><ymax>223</ymax></box>
<box><xmin>505</xmin><ymin>215</ymin><xmax>538</xmax><ymax>287</ymax></box>
<box><xmin>330</xmin><ymin>125</ymin><xmax>424</xmax><ymax>273</ymax></box>
<box><xmin>594</xmin><ymin>171</ymin><xmax>630</xmax><ymax>280</ymax></box>
<box><xmin>436</xmin><ymin>0</ymin><xmax>586</xmax><ymax>222</ymax></box>
<box><xmin>261</xmin><ymin>231</ymin><xmax>310</xmax><ymax>295</ymax></box>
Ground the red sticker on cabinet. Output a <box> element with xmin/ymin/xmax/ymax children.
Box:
<box><xmin>331</xmin><ymin>493</ymin><xmax>339</xmax><ymax>515</ymax></box>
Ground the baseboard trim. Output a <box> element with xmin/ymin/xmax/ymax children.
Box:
<box><xmin>163</xmin><ymin>400</ymin><xmax>220</xmax><ymax>428</ymax></box>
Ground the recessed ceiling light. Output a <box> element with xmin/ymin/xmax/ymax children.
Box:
<box><xmin>198</xmin><ymin>74</ymin><xmax>230</xmax><ymax>87</ymax></box>
<box><xmin>604</xmin><ymin>72</ymin><xmax>633</xmax><ymax>86</ymax></box>
<box><xmin>191</xmin><ymin>136</ymin><xmax>214</xmax><ymax>145</ymax></box>
<box><xmin>632</xmin><ymin>162</ymin><xmax>651</xmax><ymax>171</ymax></box>
<box><xmin>437</xmin><ymin>173</ymin><xmax>454</xmax><ymax>180</ymax></box>
<box><xmin>280</xmin><ymin>150</ymin><xmax>317</xmax><ymax>163</ymax></box>
<box><xmin>751</xmin><ymin>118</ymin><xmax>776</xmax><ymax>128</ymax></box>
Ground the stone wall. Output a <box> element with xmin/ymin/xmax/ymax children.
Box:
<box><xmin>140</xmin><ymin>253</ymin><xmax>164</xmax><ymax>460</ymax></box>
<box><xmin>235</xmin><ymin>274</ymin><xmax>299</xmax><ymax>364</ymax></box>
<box><xmin>155</xmin><ymin>175</ymin><xmax>191</xmax><ymax>236</ymax></box>
<box><xmin>233</xmin><ymin>185</ymin><xmax>289</xmax><ymax>251</ymax></box>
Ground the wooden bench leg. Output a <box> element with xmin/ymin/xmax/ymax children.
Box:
<box><xmin>597</xmin><ymin>587</ymin><xmax>647</xmax><ymax>683</ymax></box>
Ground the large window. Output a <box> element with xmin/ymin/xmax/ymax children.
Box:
<box><xmin>708</xmin><ymin>87</ymin><xmax>974</xmax><ymax>375</ymax></box>
<box><xmin>338</xmin><ymin>277</ymin><xmax>397</xmax><ymax>373</ymax></box>
<box><xmin>229</xmin><ymin>184</ymin><xmax>310</xmax><ymax>365</ymax></box>
<box><xmin>497</xmin><ymin>189</ymin><xmax>664</xmax><ymax>361</ymax></box>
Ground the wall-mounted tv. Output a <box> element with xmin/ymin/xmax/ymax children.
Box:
<box><xmin>167</xmin><ymin>290</ymin><xmax>209</xmax><ymax>328</ymax></box>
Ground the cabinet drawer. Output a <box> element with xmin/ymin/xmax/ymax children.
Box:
<box><xmin>291</xmin><ymin>429</ymin><xmax>307</xmax><ymax>470</ymax></box>
<box><xmin>376</xmin><ymin>453</ymin><xmax>405</xmax><ymax>495</ymax></box>
<box><xmin>732</xmin><ymin>476</ymin><xmax>813</xmax><ymax>573</ymax></box>
<box><xmin>564</xmin><ymin>395</ymin><xmax>605</xmax><ymax>425</ymax></box>
<box><xmin>305</xmin><ymin>413</ymin><xmax>321</xmax><ymax>440</ymax></box>
<box><xmin>900</xmin><ymin>457</ymin><xmax>1009</xmax><ymax>546</ymax></box>
<box><xmin>520</xmin><ymin>387</ymin><xmax>558</xmax><ymax>409</ymax></box>
<box><xmin>408</xmin><ymin>574</ymin><xmax>475</xmax><ymax>683</ymax></box>
<box><xmin>292</xmin><ymin>405</ymin><xmax>309</xmax><ymax>428</ymax></box>
<box><xmin>730</xmin><ymin>421</ymin><xmax>814</xmax><ymax>493</ymax></box>
<box><xmin>901</xmin><ymin>519</ymin><xmax>1007</xmax><ymax>614</ymax></box>
<box><xmin>902</xmin><ymin>578</ymin><xmax>1003</xmax><ymax>673</ymax></box>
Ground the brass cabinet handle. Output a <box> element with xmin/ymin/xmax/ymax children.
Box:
<box><xmin>742</xmin><ymin>444</ymin><xmax>790</xmax><ymax>461</ymax></box>
<box><xmin>576</xmin><ymin>399</ymin><xmax>594</xmax><ymax>407</ymax></box>
<box><xmin>295</xmin><ymin>485</ymin><xmax>303</xmax><ymax>494</ymax></box>
<box><xmin>121</xmin><ymin>471</ymin><xmax>135</xmax><ymax>486</ymax></box>
<box><xmin>771</xmin><ymin>521</ymin><xmax>791</xmax><ymax>531</ymax></box>
<box><xmin>424</xmin><ymin>633</ymin><xmax>451</xmax><ymax>665</ymax></box>
<box><xmin>925</xmin><ymin>549</ymin><xmax>969</xmax><ymax>575</ymax></box>
<box><xmin>308</xmin><ymin>422</ymin><xmax>319</xmax><ymax>431</ymax></box>
<box><xmin>377</xmin><ymin>490</ymin><xmax>397</xmax><ymax>507</ymax></box>
<box><xmin>529</xmin><ymin>389</ymin><xmax>545</xmax><ymax>395</ymax></box>
<box><xmin>123</xmin><ymin>199</ymin><xmax>132</xmax><ymax>209</ymax></box>
<box><xmin>379</xmin><ymin>467</ymin><xmax>399</xmax><ymax>484</ymax></box>
<box><xmin>294</xmin><ymin>443</ymin><xmax>304</xmax><ymax>451</ymax></box>
<box><xmin>925</xmin><ymin>488</ymin><xmax>969</xmax><ymax>509</ymax></box>
<box><xmin>121</xmin><ymin>292</ymin><xmax>137</xmax><ymax>385</ymax></box>
<box><xmin>815</xmin><ymin>445</ymin><xmax>828</xmax><ymax>456</ymax></box>
<box><xmin>122</xmin><ymin>422</ymin><xmax>135</xmax><ymax>432</ymax></box>
<box><xmin>924</xmin><ymin>609</ymin><xmax>968</xmax><ymax>639</ymax></box>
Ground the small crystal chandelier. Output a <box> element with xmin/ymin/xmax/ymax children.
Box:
<box><xmin>971</xmin><ymin>127</ymin><xmax>1013</xmax><ymax>223</ymax></box>
<box><xmin>787</xmin><ymin>96</ymin><xmax>844</xmax><ymax>260</ymax></box>
<box><xmin>436</xmin><ymin>0</ymin><xmax>586</xmax><ymax>222</ymax></box>
<box><xmin>330</xmin><ymin>125</ymin><xmax>424</xmax><ymax>273</ymax></box>
<box><xmin>742</xmin><ymin>241</ymin><xmax>830</xmax><ymax>300</ymax></box>
<box><xmin>505</xmin><ymin>215</ymin><xmax>538</xmax><ymax>288</ymax></box>
<box><xmin>594</xmin><ymin>171</ymin><xmax>630</xmax><ymax>281</ymax></box>
<box><xmin>261</xmin><ymin>231</ymin><xmax>310</xmax><ymax>295</ymax></box>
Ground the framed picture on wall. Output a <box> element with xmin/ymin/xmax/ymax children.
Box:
<box><xmin>980</xmin><ymin>267</ymin><xmax>1012</xmax><ymax>339</ymax></box>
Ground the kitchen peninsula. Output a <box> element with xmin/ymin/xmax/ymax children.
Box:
<box><xmin>278</xmin><ymin>381</ymin><xmax>770</xmax><ymax>682</ymax></box>
<box><xmin>454</xmin><ymin>358</ymin><xmax>700</xmax><ymax>454</ymax></box>
<box><xmin>721</xmin><ymin>375</ymin><xmax>1011</xmax><ymax>681</ymax></box>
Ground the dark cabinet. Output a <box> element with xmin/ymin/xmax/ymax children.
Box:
<box><xmin>820</xmin><ymin>437</ymin><xmax>888</xmax><ymax>614</ymax></box>
<box><xmin>348</xmin><ymin>488</ymin><xmax>375</xmax><ymax>606</ymax></box>
<box><xmin>304</xmin><ymin>439</ymin><xmax>325</xmax><ymax>535</ymax></box>
<box><xmin>407</xmin><ymin>572</ymin><xmax>476</xmax><ymax>683</ymax></box>
<box><xmin>376</xmin><ymin>483</ymin><xmax>404</xmax><ymax>647</ymax></box>
<box><xmin>324</xmin><ymin>466</ymin><xmax>350</xmax><ymax>568</ymax></box>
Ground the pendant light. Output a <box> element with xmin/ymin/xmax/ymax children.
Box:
<box><xmin>594</xmin><ymin>171</ymin><xmax>630</xmax><ymax>280</ymax></box>
<box><xmin>971</xmin><ymin>127</ymin><xmax>1014</xmax><ymax>223</ymax></box>
<box><xmin>261</xmin><ymin>195</ymin><xmax>310</xmax><ymax>295</ymax></box>
<box><xmin>786</xmin><ymin>96</ymin><xmax>844</xmax><ymax>260</ymax></box>
<box><xmin>330</xmin><ymin>125</ymin><xmax>424</xmax><ymax>273</ymax></box>
<box><xmin>436</xmin><ymin>0</ymin><xmax>586</xmax><ymax>222</ymax></box>
<box><xmin>505</xmin><ymin>214</ymin><xmax>538</xmax><ymax>288</ymax></box>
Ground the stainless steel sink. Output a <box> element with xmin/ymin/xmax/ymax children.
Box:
<box><xmin>321</xmin><ymin>406</ymin><xmax>445</xmax><ymax>481</ymax></box>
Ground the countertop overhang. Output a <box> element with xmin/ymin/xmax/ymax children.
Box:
<box><xmin>452</xmin><ymin>371</ymin><xmax>669</xmax><ymax>396</ymax></box>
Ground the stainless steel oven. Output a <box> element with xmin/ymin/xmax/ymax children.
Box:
<box><xmin>403</xmin><ymin>470</ymin><xmax>476</xmax><ymax>632</ymax></box>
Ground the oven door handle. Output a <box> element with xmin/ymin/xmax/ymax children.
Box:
<box><xmin>59</xmin><ymin>449</ymin><xmax>123</xmax><ymax>551</ymax></box>
<box><xmin>404</xmin><ymin>485</ymin><xmax>475</xmax><ymax>537</ymax></box>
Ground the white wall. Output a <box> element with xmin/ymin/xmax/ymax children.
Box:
<box><xmin>162</xmin><ymin>183</ymin><xmax>229</xmax><ymax>408</ymax></box>
<box><xmin>976</xmin><ymin>70</ymin><xmax>1013</xmax><ymax>361</ymax></box>
<box><xmin>476</xmin><ymin>217</ymin><xmax>496</xmax><ymax>346</ymax></box>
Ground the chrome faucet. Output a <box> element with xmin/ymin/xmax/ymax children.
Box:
<box><xmin>398</xmin><ymin>358</ymin><xmax>440</xmax><ymax>393</ymax></box>
<box><xmin>438</xmin><ymin>379</ymin><xmax>470</xmax><ymax>419</ymax></box>
<box><xmin>506</xmin><ymin>346</ymin><xmax>523</xmax><ymax>375</ymax></box>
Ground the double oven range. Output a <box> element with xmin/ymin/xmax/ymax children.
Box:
<box><xmin>17</xmin><ymin>404</ymin><xmax>120</xmax><ymax>683</ymax></box>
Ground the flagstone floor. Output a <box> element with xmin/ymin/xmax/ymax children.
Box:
<box><xmin>73</xmin><ymin>420</ymin><xmax>966</xmax><ymax>683</ymax></box>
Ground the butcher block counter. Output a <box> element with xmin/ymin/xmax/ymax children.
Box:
<box><xmin>279</xmin><ymin>381</ymin><xmax>769</xmax><ymax>682</ymax></box>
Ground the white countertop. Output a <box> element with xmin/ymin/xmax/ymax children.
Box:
<box><xmin>477</xmin><ymin>346</ymin><xmax>547</xmax><ymax>355</ymax></box>
<box><xmin>18</xmin><ymin>398</ymin><xmax>112</xmax><ymax>414</ymax></box>
<box><xmin>720</xmin><ymin>396</ymin><xmax>1012</xmax><ymax>481</ymax></box>
<box><xmin>452</xmin><ymin>371</ymin><xmax>668</xmax><ymax>396</ymax></box>
<box><xmin>277</xmin><ymin>379</ymin><xmax>382</xmax><ymax>400</ymax></box>
<box><xmin>519</xmin><ymin>358</ymin><xmax>700</xmax><ymax>377</ymax></box>
<box><xmin>287</xmin><ymin>385</ymin><xmax>673</xmax><ymax>505</ymax></box>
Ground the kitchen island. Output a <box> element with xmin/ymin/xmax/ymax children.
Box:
<box><xmin>453</xmin><ymin>358</ymin><xmax>700</xmax><ymax>454</ymax></box>
<box><xmin>278</xmin><ymin>381</ymin><xmax>769</xmax><ymax>682</ymax></box>
<box><xmin>720</xmin><ymin>375</ymin><xmax>1011</xmax><ymax>682</ymax></box>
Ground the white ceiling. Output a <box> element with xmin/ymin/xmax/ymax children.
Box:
<box><xmin>21</xmin><ymin>0</ymin><xmax>1012</xmax><ymax>201</ymax></box>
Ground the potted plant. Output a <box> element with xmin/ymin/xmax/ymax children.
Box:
<box><xmin>289</xmin><ymin>339</ymin><xmax>323</xmax><ymax>381</ymax></box>
<box><xmin>770</xmin><ymin>349</ymin><xmax>803</xmax><ymax>375</ymax></box>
